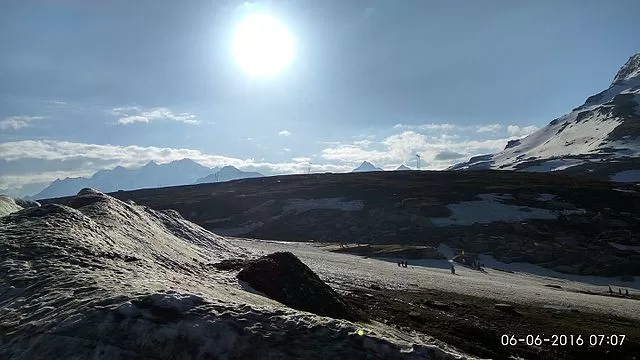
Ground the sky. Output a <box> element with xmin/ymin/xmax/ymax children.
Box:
<box><xmin>1</xmin><ymin>0</ymin><xmax>639</xmax><ymax>195</ymax></box>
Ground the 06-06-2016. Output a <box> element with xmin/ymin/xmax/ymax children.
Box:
<box><xmin>501</xmin><ymin>334</ymin><xmax>626</xmax><ymax>347</ymax></box>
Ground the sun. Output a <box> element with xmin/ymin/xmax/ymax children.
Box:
<box><xmin>231</xmin><ymin>13</ymin><xmax>294</xmax><ymax>78</ymax></box>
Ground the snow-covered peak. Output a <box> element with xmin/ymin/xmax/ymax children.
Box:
<box><xmin>352</xmin><ymin>161</ymin><xmax>383</xmax><ymax>172</ymax></box>
<box><xmin>195</xmin><ymin>166</ymin><xmax>263</xmax><ymax>184</ymax></box>
<box><xmin>395</xmin><ymin>164</ymin><xmax>412</xmax><ymax>171</ymax></box>
<box><xmin>217</xmin><ymin>165</ymin><xmax>244</xmax><ymax>176</ymax></box>
<box><xmin>450</xmin><ymin>52</ymin><xmax>640</xmax><ymax>175</ymax></box>
<box><xmin>613</xmin><ymin>52</ymin><xmax>640</xmax><ymax>84</ymax></box>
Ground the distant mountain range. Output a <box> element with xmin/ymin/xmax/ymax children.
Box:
<box><xmin>395</xmin><ymin>164</ymin><xmax>412</xmax><ymax>171</ymax></box>
<box><xmin>351</xmin><ymin>161</ymin><xmax>384</xmax><ymax>172</ymax></box>
<box><xmin>195</xmin><ymin>165</ymin><xmax>264</xmax><ymax>184</ymax></box>
<box><xmin>32</xmin><ymin>159</ymin><xmax>264</xmax><ymax>200</ymax></box>
<box><xmin>450</xmin><ymin>53</ymin><xmax>640</xmax><ymax>183</ymax></box>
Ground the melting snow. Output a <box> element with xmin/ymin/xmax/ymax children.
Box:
<box><xmin>610</xmin><ymin>170</ymin><xmax>640</xmax><ymax>183</ymax></box>
<box><xmin>522</xmin><ymin>159</ymin><xmax>586</xmax><ymax>172</ymax></box>
<box><xmin>535</xmin><ymin>194</ymin><xmax>556</xmax><ymax>202</ymax></box>
<box><xmin>609</xmin><ymin>242</ymin><xmax>640</xmax><ymax>253</ymax></box>
<box><xmin>283</xmin><ymin>198</ymin><xmax>365</xmax><ymax>215</ymax></box>
<box><xmin>475</xmin><ymin>253</ymin><xmax>640</xmax><ymax>288</ymax></box>
<box><xmin>430</xmin><ymin>194</ymin><xmax>562</xmax><ymax>226</ymax></box>
<box><xmin>0</xmin><ymin>196</ymin><xmax>23</xmax><ymax>217</ymax></box>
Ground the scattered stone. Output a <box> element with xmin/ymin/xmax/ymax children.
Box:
<box><xmin>408</xmin><ymin>311</ymin><xmax>422</xmax><ymax>319</ymax></box>
<box><xmin>428</xmin><ymin>301</ymin><xmax>450</xmax><ymax>310</ymax></box>
<box><xmin>495</xmin><ymin>303</ymin><xmax>523</xmax><ymax>316</ymax></box>
<box><xmin>369</xmin><ymin>284</ymin><xmax>382</xmax><ymax>291</ymax></box>
<box><xmin>237</xmin><ymin>252</ymin><xmax>365</xmax><ymax>321</ymax></box>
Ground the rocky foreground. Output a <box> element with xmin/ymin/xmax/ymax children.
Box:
<box><xmin>0</xmin><ymin>189</ymin><xmax>469</xmax><ymax>359</ymax></box>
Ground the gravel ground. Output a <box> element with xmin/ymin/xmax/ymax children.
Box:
<box><xmin>230</xmin><ymin>238</ymin><xmax>640</xmax><ymax>320</ymax></box>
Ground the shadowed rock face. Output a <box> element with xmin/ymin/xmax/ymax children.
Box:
<box><xmin>238</xmin><ymin>252</ymin><xmax>365</xmax><ymax>322</ymax></box>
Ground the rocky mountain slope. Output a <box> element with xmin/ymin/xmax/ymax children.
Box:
<box><xmin>450</xmin><ymin>53</ymin><xmax>640</xmax><ymax>182</ymax></box>
<box><xmin>33</xmin><ymin>159</ymin><xmax>216</xmax><ymax>199</ymax></box>
<box><xmin>42</xmin><ymin>171</ymin><xmax>640</xmax><ymax>278</ymax></box>
<box><xmin>1</xmin><ymin>189</ymin><xmax>470</xmax><ymax>359</ymax></box>
<box><xmin>195</xmin><ymin>165</ymin><xmax>263</xmax><ymax>184</ymax></box>
<box><xmin>352</xmin><ymin>161</ymin><xmax>384</xmax><ymax>172</ymax></box>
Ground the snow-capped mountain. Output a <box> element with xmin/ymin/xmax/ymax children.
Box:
<box><xmin>195</xmin><ymin>165</ymin><xmax>264</xmax><ymax>184</ymax></box>
<box><xmin>395</xmin><ymin>164</ymin><xmax>412</xmax><ymax>171</ymax></box>
<box><xmin>351</xmin><ymin>161</ymin><xmax>384</xmax><ymax>172</ymax></box>
<box><xmin>450</xmin><ymin>52</ymin><xmax>640</xmax><ymax>181</ymax></box>
<box><xmin>34</xmin><ymin>159</ymin><xmax>215</xmax><ymax>199</ymax></box>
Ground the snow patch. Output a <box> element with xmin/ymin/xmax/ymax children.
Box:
<box><xmin>535</xmin><ymin>194</ymin><xmax>556</xmax><ymax>202</ymax></box>
<box><xmin>0</xmin><ymin>195</ymin><xmax>23</xmax><ymax>217</ymax></box>
<box><xmin>608</xmin><ymin>242</ymin><xmax>640</xmax><ymax>253</ymax></box>
<box><xmin>476</xmin><ymin>253</ymin><xmax>640</xmax><ymax>288</ymax></box>
<box><xmin>430</xmin><ymin>193</ymin><xmax>563</xmax><ymax>226</ymax></box>
<box><xmin>283</xmin><ymin>198</ymin><xmax>365</xmax><ymax>215</ymax></box>
<box><xmin>522</xmin><ymin>159</ymin><xmax>586</xmax><ymax>172</ymax></box>
<box><xmin>610</xmin><ymin>170</ymin><xmax>640</xmax><ymax>183</ymax></box>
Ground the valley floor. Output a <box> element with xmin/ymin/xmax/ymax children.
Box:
<box><xmin>230</xmin><ymin>238</ymin><xmax>640</xmax><ymax>360</ymax></box>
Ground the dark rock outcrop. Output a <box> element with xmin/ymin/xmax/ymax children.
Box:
<box><xmin>237</xmin><ymin>252</ymin><xmax>364</xmax><ymax>321</ymax></box>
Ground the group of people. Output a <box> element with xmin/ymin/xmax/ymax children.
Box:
<box><xmin>609</xmin><ymin>286</ymin><xmax>630</xmax><ymax>296</ymax></box>
<box><xmin>397</xmin><ymin>260</ymin><xmax>408</xmax><ymax>268</ymax></box>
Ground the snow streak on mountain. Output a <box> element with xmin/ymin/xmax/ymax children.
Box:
<box><xmin>450</xmin><ymin>53</ymin><xmax>640</xmax><ymax>181</ymax></box>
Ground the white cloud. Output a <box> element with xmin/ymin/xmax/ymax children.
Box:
<box><xmin>118</xmin><ymin>115</ymin><xmax>149</xmax><ymax>124</ymax></box>
<box><xmin>507</xmin><ymin>125</ymin><xmax>539</xmax><ymax>137</ymax></box>
<box><xmin>0</xmin><ymin>115</ymin><xmax>47</xmax><ymax>130</ymax></box>
<box><xmin>353</xmin><ymin>139</ymin><xmax>373</xmax><ymax>148</ymax></box>
<box><xmin>109</xmin><ymin>106</ymin><xmax>198</xmax><ymax>125</ymax></box>
<box><xmin>393</xmin><ymin>123</ymin><xmax>459</xmax><ymax>131</ymax></box>
<box><xmin>321</xmin><ymin>130</ymin><xmax>510</xmax><ymax>170</ymax></box>
<box><xmin>282</xmin><ymin>148</ymin><xmax>291</xmax><ymax>152</ymax></box>
<box><xmin>45</xmin><ymin>100</ymin><xmax>68</xmax><ymax>106</ymax></box>
<box><xmin>476</xmin><ymin>123</ymin><xmax>502</xmax><ymax>133</ymax></box>
<box><xmin>0</xmin><ymin>140</ymin><xmax>352</xmax><ymax>190</ymax></box>
<box><xmin>292</xmin><ymin>157</ymin><xmax>312</xmax><ymax>163</ymax></box>
<box><xmin>278</xmin><ymin>130</ymin><xmax>292</xmax><ymax>136</ymax></box>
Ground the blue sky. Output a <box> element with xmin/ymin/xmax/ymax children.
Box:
<box><xmin>1</xmin><ymin>0</ymin><xmax>639</xmax><ymax>195</ymax></box>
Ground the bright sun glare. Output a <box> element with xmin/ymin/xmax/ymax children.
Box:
<box><xmin>231</xmin><ymin>13</ymin><xmax>294</xmax><ymax>78</ymax></box>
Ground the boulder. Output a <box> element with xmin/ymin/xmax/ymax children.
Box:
<box><xmin>495</xmin><ymin>303</ymin><xmax>522</xmax><ymax>316</ymax></box>
<box><xmin>237</xmin><ymin>252</ymin><xmax>364</xmax><ymax>321</ymax></box>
